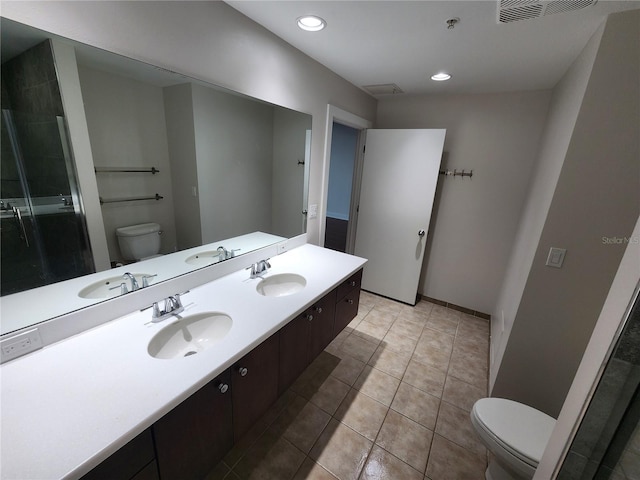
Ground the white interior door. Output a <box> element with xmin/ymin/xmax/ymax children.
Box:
<box><xmin>354</xmin><ymin>129</ymin><xmax>445</xmax><ymax>305</ymax></box>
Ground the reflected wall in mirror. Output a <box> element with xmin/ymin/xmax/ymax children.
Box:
<box><xmin>0</xmin><ymin>18</ymin><xmax>311</xmax><ymax>334</ymax></box>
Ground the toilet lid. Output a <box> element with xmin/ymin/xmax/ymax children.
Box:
<box><xmin>473</xmin><ymin>398</ymin><xmax>556</xmax><ymax>466</ymax></box>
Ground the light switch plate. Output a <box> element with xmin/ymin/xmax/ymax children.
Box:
<box><xmin>546</xmin><ymin>247</ymin><xmax>567</xmax><ymax>268</ymax></box>
<box><xmin>308</xmin><ymin>204</ymin><xmax>318</xmax><ymax>219</ymax></box>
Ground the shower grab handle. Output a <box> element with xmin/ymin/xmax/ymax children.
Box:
<box><xmin>13</xmin><ymin>206</ymin><xmax>29</xmax><ymax>247</ymax></box>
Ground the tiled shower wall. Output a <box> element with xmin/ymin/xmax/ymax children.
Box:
<box><xmin>1</xmin><ymin>40</ymin><xmax>69</xmax><ymax>197</ymax></box>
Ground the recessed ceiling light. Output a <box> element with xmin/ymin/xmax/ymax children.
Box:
<box><xmin>431</xmin><ymin>73</ymin><xmax>452</xmax><ymax>81</ymax></box>
<box><xmin>297</xmin><ymin>15</ymin><xmax>326</xmax><ymax>32</ymax></box>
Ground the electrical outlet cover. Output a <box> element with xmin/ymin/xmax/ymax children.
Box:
<box><xmin>0</xmin><ymin>328</ymin><xmax>43</xmax><ymax>363</ymax></box>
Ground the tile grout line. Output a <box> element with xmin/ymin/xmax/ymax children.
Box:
<box><xmin>228</xmin><ymin>297</ymin><xmax>489</xmax><ymax>479</ymax></box>
<box><xmin>420</xmin><ymin>307</ymin><xmax>459</xmax><ymax>476</ymax></box>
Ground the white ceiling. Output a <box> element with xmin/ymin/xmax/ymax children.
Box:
<box><xmin>226</xmin><ymin>0</ymin><xmax>640</xmax><ymax>96</ymax></box>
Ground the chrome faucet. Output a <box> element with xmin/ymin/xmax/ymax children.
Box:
<box><xmin>217</xmin><ymin>246</ymin><xmax>241</xmax><ymax>261</ymax></box>
<box><xmin>247</xmin><ymin>258</ymin><xmax>271</xmax><ymax>279</ymax></box>
<box><xmin>152</xmin><ymin>294</ymin><xmax>185</xmax><ymax>322</ymax></box>
<box><xmin>122</xmin><ymin>272</ymin><xmax>140</xmax><ymax>292</ymax></box>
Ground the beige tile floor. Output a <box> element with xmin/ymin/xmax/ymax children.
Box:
<box><xmin>209</xmin><ymin>292</ymin><xmax>490</xmax><ymax>480</ymax></box>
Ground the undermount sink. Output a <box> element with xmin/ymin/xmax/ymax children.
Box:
<box><xmin>148</xmin><ymin>312</ymin><xmax>233</xmax><ymax>359</ymax></box>
<box><xmin>78</xmin><ymin>273</ymin><xmax>152</xmax><ymax>299</ymax></box>
<box><xmin>256</xmin><ymin>273</ymin><xmax>306</xmax><ymax>297</ymax></box>
<box><xmin>185</xmin><ymin>251</ymin><xmax>221</xmax><ymax>267</ymax></box>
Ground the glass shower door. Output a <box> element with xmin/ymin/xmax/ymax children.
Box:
<box><xmin>558</xmin><ymin>285</ymin><xmax>640</xmax><ymax>479</ymax></box>
<box><xmin>0</xmin><ymin>109</ymin><xmax>94</xmax><ymax>295</ymax></box>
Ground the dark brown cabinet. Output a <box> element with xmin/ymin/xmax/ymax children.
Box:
<box><xmin>279</xmin><ymin>289</ymin><xmax>337</xmax><ymax>394</ymax></box>
<box><xmin>80</xmin><ymin>429</ymin><xmax>158</xmax><ymax>480</ymax></box>
<box><xmin>308</xmin><ymin>289</ymin><xmax>338</xmax><ymax>359</ymax></box>
<box><xmin>153</xmin><ymin>370</ymin><xmax>233</xmax><ymax>480</ymax></box>
<box><xmin>89</xmin><ymin>269</ymin><xmax>363</xmax><ymax>480</ymax></box>
<box><xmin>279</xmin><ymin>310</ymin><xmax>312</xmax><ymax>394</ymax></box>
<box><xmin>231</xmin><ymin>333</ymin><xmax>280</xmax><ymax>442</ymax></box>
<box><xmin>334</xmin><ymin>269</ymin><xmax>363</xmax><ymax>335</ymax></box>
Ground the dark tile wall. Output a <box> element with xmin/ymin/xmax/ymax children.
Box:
<box><xmin>1</xmin><ymin>40</ymin><xmax>70</xmax><ymax>198</ymax></box>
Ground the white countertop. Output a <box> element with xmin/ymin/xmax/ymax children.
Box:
<box><xmin>0</xmin><ymin>244</ymin><xmax>366</xmax><ymax>480</ymax></box>
<box><xmin>1</xmin><ymin>231</ymin><xmax>285</xmax><ymax>335</ymax></box>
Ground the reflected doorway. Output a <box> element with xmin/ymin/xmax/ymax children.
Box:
<box><xmin>324</xmin><ymin>122</ymin><xmax>360</xmax><ymax>253</ymax></box>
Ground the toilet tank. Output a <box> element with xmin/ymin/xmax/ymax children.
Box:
<box><xmin>116</xmin><ymin>223</ymin><xmax>161</xmax><ymax>261</ymax></box>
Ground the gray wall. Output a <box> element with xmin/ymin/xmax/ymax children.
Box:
<box><xmin>376</xmin><ymin>91</ymin><xmax>551</xmax><ymax>315</ymax></box>
<box><xmin>78</xmin><ymin>65</ymin><xmax>178</xmax><ymax>261</ymax></box>
<box><xmin>163</xmin><ymin>83</ymin><xmax>201</xmax><ymax>251</ymax></box>
<box><xmin>192</xmin><ymin>83</ymin><xmax>274</xmax><ymax>243</ymax></box>
<box><xmin>492</xmin><ymin>10</ymin><xmax>640</xmax><ymax>417</ymax></box>
<box><xmin>490</xmin><ymin>19</ymin><xmax>605</xmax><ymax>391</ymax></box>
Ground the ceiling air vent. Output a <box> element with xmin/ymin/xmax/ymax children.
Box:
<box><xmin>362</xmin><ymin>83</ymin><xmax>404</xmax><ymax>96</ymax></box>
<box><xmin>497</xmin><ymin>0</ymin><xmax>598</xmax><ymax>23</ymax></box>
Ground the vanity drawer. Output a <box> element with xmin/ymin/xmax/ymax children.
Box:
<box><xmin>336</xmin><ymin>269</ymin><xmax>362</xmax><ymax>301</ymax></box>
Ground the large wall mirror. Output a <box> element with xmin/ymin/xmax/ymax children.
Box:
<box><xmin>0</xmin><ymin>18</ymin><xmax>312</xmax><ymax>335</ymax></box>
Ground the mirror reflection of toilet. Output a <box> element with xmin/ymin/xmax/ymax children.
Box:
<box><xmin>471</xmin><ymin>398</ymin><xmax>556</xmax><ymax>480</ymax></box>
<box><xmin>116</xmin><ymin>223</ymin><xmax>163</xmax><ymax>262</ymax></box>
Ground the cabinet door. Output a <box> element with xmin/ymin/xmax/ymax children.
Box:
<box><xmin>131</xmin><ymin>462</ymin><xmax>159</xmax><ymax>480</ymax></box>
<box><xmin>232</xmin><ymin>334</ymin><xmax>280</xmax><ymax>442</ymax></box>
<box><xmin>334</xmin><ymin>288</ymin><xmax>361</xmax><ymax>336</ymax></box>
<box><xmin>154</xmin><ymin>370</ymin><xmax>233</xmax><ymax>480</ymax></box>
<box><xmin>81</xmin><ymin>429</ymin><xmax>156</xmax><ymax>480</ymax></box>
<box><xmin>279</xmin><ymin>311</ymin><xmax>311</xmax><ymax>395</ymax></box>
<box><xmin>308</xmin><ymin>289</ymin><xmax>337</xmax><ymax>359</ymax></box>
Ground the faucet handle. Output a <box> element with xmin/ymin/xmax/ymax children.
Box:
<box><xmin>246</xmin><ymin>263</ymin><xmax>258</xmax><ymax>277</ymax></box>
<box><xmin>109</xmin><ymin>282</ymin><xmax>129</xmax><ymax>295</ymax></box>
<box><xmin>142</xmin><ymin>274</ymin><xmax>157</xmax><ymax>288</ymax></box>
<box><xmin>173</xmin><ymin>293</ymin><xmax>183</xmax><ymax>310</ymax></box>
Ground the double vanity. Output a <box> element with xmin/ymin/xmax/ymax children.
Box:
<box><xmin>0</xmin><ymin>244</ymin><xmax>366</xmax><ymax>480</ymax></box>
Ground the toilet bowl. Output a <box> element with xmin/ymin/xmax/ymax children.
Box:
<box><xmin>470</xmin><ymin>398</ymin><xmax>555</xmax><ymax>480</ymax></box>
<box><xmin>116</xmin><ymin>222</ymin><xmax>162</xmax><ymax>262</ymax></box>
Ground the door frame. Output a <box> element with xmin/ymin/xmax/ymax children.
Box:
<box><xmin>320</xmin><ymin>105</ymin><xmax>372</xmax><ymax>250</ymax></box>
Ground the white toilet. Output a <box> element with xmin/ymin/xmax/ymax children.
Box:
<box><xmin>470</xmin><ymin>398</ymin><xmax>556</xmax><ymax>480</ymax></box>
<box><xmin>116</xmin><ymin>222</ymin><xmax>162</xmax><ymax>262</ymax></box>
